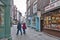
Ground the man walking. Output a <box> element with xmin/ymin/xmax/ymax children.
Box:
<box><xmin>16</xmin><ymin>22</ymin><xmax>22</xmax><ymax>35</ymax></box>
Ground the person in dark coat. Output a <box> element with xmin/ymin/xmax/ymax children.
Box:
<box><xmin>22</xmin><ymin>23</ymin><xmax>27</xmax><ymax>35</ymax></box>
<box><xmin>16</xmin><ymin>22</ymin><xmax>22</xmax><ymax>35</ymax></box>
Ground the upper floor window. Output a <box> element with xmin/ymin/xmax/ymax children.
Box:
<box><xmin>33</xmin><ymin>4</ymin><xmax>37</xmax><ymax>14</ymax></box>
<box><xmin>33</xmin><ymin>0</ymin><xmax>37</xmax><ymax>5</ymax></box>
<box><xmin>28</xmin><ymin>0</ymin><xmax>30</xmax><ymax>7</ymax></box>
<box><xmin>33</xmin><ymin>0</ymin><xmax>37</xmax><ymax>14</ymax></box>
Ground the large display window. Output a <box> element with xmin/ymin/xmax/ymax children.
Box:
<box><xmin>44</xmin><ymin>13</ymin><xmax>60</xmax><ymax>31</ymax></box>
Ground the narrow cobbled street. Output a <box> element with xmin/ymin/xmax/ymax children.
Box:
<box><xmin>11</xmin><ymin>25</ymin><xmax>59</xmax><ymax>40</ymax></box>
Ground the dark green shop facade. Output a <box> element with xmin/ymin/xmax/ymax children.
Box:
<box><xmin>0</xmin><ymin>0</ymin><xmax>12</xmax><ymax>40</ymax></box>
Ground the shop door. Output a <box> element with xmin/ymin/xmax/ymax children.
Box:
<box><xmin>41</xmin><ymin>20</ymin><xmax>43</xmax><ymax>31</ymax></box>
<box><xmin>40</xmin><ymin>20</ymin><xmax>44</xmax><ymax>31</ymax></box>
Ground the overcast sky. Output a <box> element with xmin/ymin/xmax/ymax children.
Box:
<box><xmin>14</xmin><ymin>0</ymin><xmax>26</xmax><ymax>16</ymax></box>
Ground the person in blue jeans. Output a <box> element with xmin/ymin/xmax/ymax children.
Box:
<box><xmin>16</xmin><ymin>22</ymin><xmax>22</xmax><ymax>35</ymax></box>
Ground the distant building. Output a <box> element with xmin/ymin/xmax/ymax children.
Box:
<box><xmin>12</xmin><ymin>5</ymin><xmax>17</xmax><ymax>24</ymax></box>
<box><xmin>17</xmin><ymin>10</ymin><xmax>22</xmax><ymax>23</ymax></box>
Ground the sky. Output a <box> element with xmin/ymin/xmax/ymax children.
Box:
<box><xmin>14</xmin><ymin>0</ymin><xmax>26</xmax><ymax>16</ymax></box>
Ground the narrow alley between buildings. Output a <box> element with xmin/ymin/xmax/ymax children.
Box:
<box><xmin>11</xmin><ymin>25</ymin><xmax>60</xmax><ymax>40</ymax></box>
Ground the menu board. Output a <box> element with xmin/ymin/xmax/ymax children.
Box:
<box><xmin>0</xmin><ymin>6</ymin><xmax>4</xmax><ymax>26</ymax></box>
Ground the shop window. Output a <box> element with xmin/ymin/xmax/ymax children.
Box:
<box><xmin>44</xmin><ymin>14</ymin><xmax>60</xmax><ymax>31</ymax></box>
<box><xmin>28</xmin><ymin>20</ymin><xmax>31</xmax><ymax>25</ymax></box>
<box><xmin>32</xmin><ymin>17</ymin><xmax>36</xmax><ymax>26</ymax></box>
<box><xmin>51</xmin><ymin>16</ymin><xmax>56</xmax><ymax>23</ymax></box>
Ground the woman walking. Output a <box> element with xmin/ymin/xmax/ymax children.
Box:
<box><xmin>22</xmin><ymin>23</ymin><xmax>27</xmax><ymax>35</ymax></box>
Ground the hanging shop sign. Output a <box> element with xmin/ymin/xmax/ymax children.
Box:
<box><xmin>45</xmin><ymin>0</ymin><xmax>60</xmax><ymax>11</ymax></box>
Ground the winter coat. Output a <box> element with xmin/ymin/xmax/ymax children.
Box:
<box><xmin>22</xmin><ymin>23</ymin><xmax>26</xmax><ymax>29</ymax></box>
<box><xmin>17</xmin><ymin>22</ymin><xmax>21</xmax><ymax>30</ymax></box>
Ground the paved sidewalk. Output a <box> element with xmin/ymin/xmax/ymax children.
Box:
<box><xmin>11</xmin><ymin>25</ymin><xmax>59</xmax><ymax>40</ymax></box>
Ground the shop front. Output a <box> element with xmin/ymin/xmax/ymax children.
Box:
<box><xmin>28</xmin><ymin>13</ymin><xmax>40</xmax><ymax>31</ymax></box>
<box><xmin>0</xmin><ymin>0</ymin><xmax>12</xmax><ymax>40</ymax></box>
<box><xmin>31</xmin><ymin>13</ymin><xmax>40</xmax><ymax>31</ymax></box>
<box><xmin>43</xmin><ymin>0</ymin><xmax>60</xmax><ymax>37</ymax></box>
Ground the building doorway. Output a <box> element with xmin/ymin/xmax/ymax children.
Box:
<box><xmin>40</xmin><ymin>20</ymin><xmax>44</xmax><ymax>32</ymax></box>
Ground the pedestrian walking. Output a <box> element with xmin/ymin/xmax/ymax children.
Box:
<box><xmin>16</xmin><ymin>22</ymin><xmax>22</xmax><ymax>35</ymax></box>
<box><xmin>22</xmin><ymin>23</ymin><xmax>27</xmax><ymax>35</ymax></box>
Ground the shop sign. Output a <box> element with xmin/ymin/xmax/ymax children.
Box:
<box><xmin>45</xmin><ymin>0</ymin><xmax>60</xmax><ymax>11</ymax></box>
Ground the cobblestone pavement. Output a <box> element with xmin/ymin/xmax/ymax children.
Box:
<box><xmin>11</xmin><ymin>25</ymin><xmax>60</xmax><ymax>40</ymax></box>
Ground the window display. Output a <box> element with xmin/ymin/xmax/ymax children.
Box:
<box><xmin>44</xmin><ymin>14</ymin><xmax>60</xmax><ymax>31</ymax></box>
